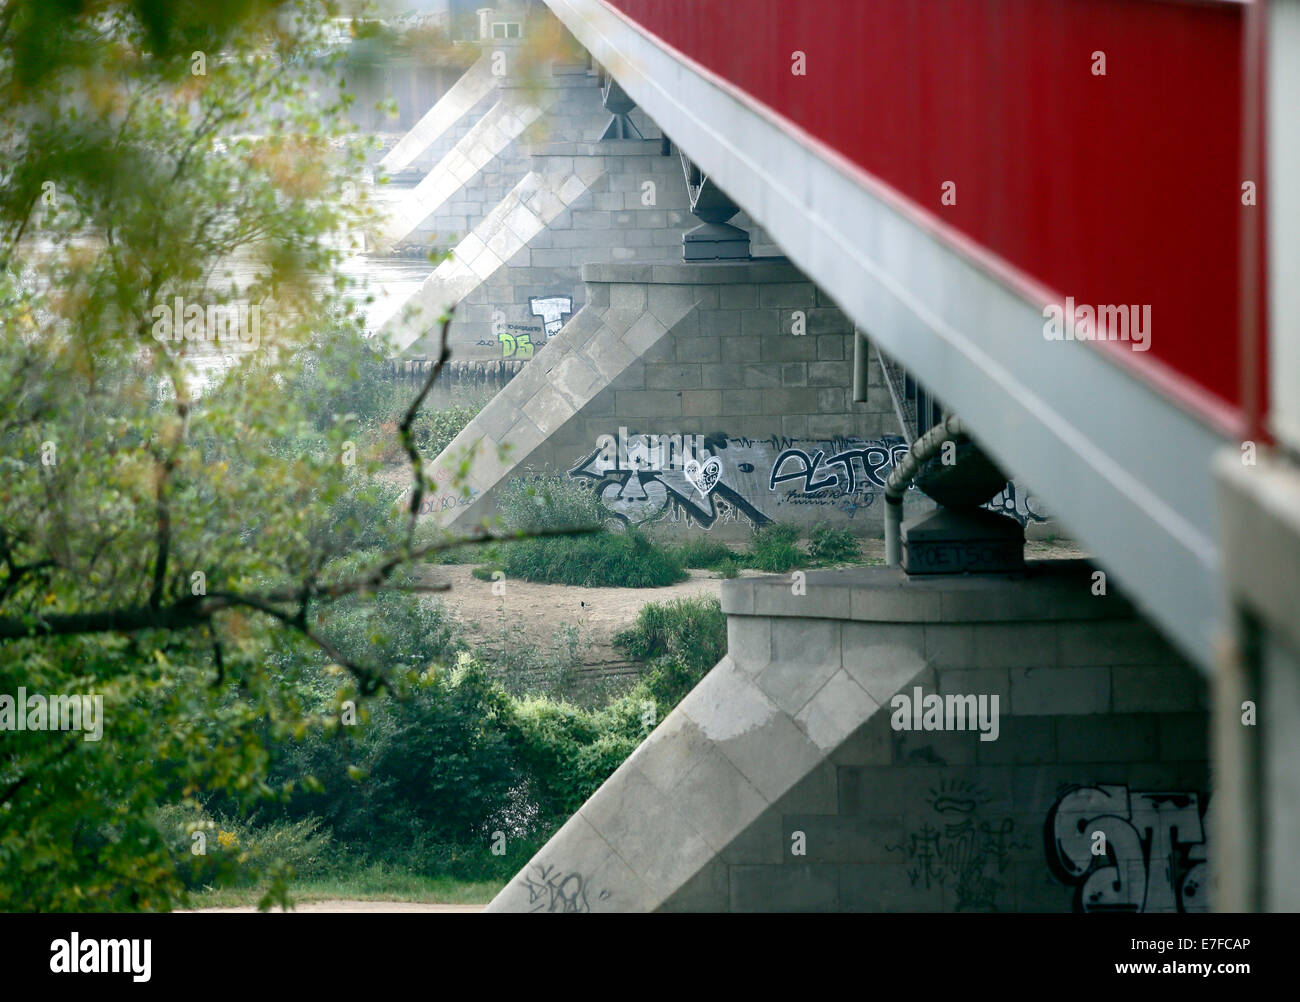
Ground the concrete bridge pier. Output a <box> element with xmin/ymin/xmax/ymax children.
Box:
<box><xmin>488</xmin><ymin>561</ymin><xmax>1209</xmax><ymax>913</ymax></box>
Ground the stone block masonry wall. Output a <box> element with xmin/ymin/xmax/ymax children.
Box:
<box><xmin>666</xmin><ymin>563</ymin><xmax>1211</xmax><ymax>913</ymax></box>
<box><xmin>430</xmin><ymin>261</ymin><xmax>1045</xmax><ymax>538</ymax></box>
<box><xmin>486</xmin><ymin>562</ymin><xmax>1212</xmax><ymax>913</ymax></box>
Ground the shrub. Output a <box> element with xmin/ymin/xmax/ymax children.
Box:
<box><xmin>266</xmin><ymin>656</ymin><xmax>524</xmax><ymax>869</ymax></box>
<box><xmin>746</xmin><ymin>522</ymin><xmax>804</xmax><ymax>572</ymax></box>
<box><xmin>668</xmin><ymin>538</ymin><xmax>737</xmax><ymax>568</ymax></box>
<box><xmin>808</xmin><ymin>524</ymin><xmax>861</xmax><ymax>564</ymax></box>
<box><xmin>497</xmin><ymin>475</ymin><xmax>607</xmax><ymax>535</ymax></box>
<box><xmin>614</xmin><ymin>595</ymin><xmax>726</xmax><ymax>667</ymax></box>
<box><xmin>413</xmin><ymin>402</ymin><xmax>480</xmax><ymax>458</ymax></box>
<box><xmin>615</xmin><ymin>595</ymin><xmax>726</xmax><ymax>708</ymax></box>
<box><xmin>502</xmin><ymin>528</ymin><xmax>686</xmax><ymax>587</ymax></box>
<box><xmin>152</xmin><ymin>805</ymin><xmax>334</xmax><ymax>892</ymax></box>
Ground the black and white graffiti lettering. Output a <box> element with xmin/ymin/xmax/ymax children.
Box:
<box><xmin>884</xmin><ymin>780</ymin><xmax>1028</xmax><ymax>911</ymax></box>
<box><xmin>529</xmin><ymin>295</ymin><xmax>573</xmax><ymax>339</ymax></box>
<box><xmin>571</xmin><ymin>431</ymin><xmax>1047</xmax><ymax>529</ymax></box>
<box><xmin>1046</xmin><ymin>785</ymin><xmax>1210</xmax><ymax>913</ymax></box>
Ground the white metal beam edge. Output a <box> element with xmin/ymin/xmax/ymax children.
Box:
<box><xmin>545</xmin><ymin>0</ymin><xmax>1228</xmax><ymax>670</ymax></box>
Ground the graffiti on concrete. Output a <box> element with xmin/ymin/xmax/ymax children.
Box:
<box><xmin>1046</xmin><ymin>785</ymin><xmax>1210</xmax><ymax>913</ymax></box>
<box><xmin>496</xmin><ymin>323</ymin><xmax>538</xmax><ymax>360</ymax></box>
<box><xmin>570</xmin><ymin>431</ymin><xmax>1049</xmax><ymax>530</ymax></box>
<box><xmin>885</xmin><ymin>780</ymin><xmax>1028</xmax><ymax>911</ymax></box>
<box><xmin>769</xmin><ymin>437</ymin><xmax>911</xmax><ymax>510</ymax></box>
<box><xmin>985</xmin><ymin>481</ymin><xmax>1048</xmax><ymax>526</ymax></box>
<box><xmin>570</xmin><ymin>431</ymin><xmax>773</xmax><ymax>528</ymax></box>
<box><xmin>529</xmin><ymin>294</ymin><xmax>573</xmax><ymax>339</ymax></box>
<box><xmin>518</xmin><ymin>862</ymin><xmax>610</xmax><ymax>913</ymax></box>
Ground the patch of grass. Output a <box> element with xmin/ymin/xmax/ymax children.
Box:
<box><xmin>502</xmin><ymin>528</ymin><xmax>686</xmax><ymax>588</ymax></box>
<box><xmin>808</xmin><ymin>524</ymin><xmax>861</xmax><ymax>564</ymax></box>
<box><xmin>614</xmin><ymin>595</ymin><xmax>726</xmax><ymax>666</ymax></box>
<box><xmin>470</xmin><ymin>565</ymin><xmax>502</xmax><ymax>582</ymax></box>
<box><xmin>745</xmin><ymin>522</ymin><xmax>804</xmax><ymax>572</ymax></box>
<box><xmin>668</xmin><ymin>538</ymin><xmax>737</xmax><ymax>569</ymax></box>
<box><xmin>186</xmin><ymin>865</ymin><xmax>502</xmax><ymax>909</ymax></box>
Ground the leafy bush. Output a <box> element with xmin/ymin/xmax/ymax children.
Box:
<box><xmin>266</xmin><ymin>657</ymin><xmax>524</xmax><ymax>870</ymax></box>
<box><xmin>413</xmin><ymin>402</ymin><xmax>480</xmax><ymax>458</ymax></box>
<box><xmin>745</xmin><ymin>522</ymin><xmax>804</xmax><ymax>572</ymax></box>
<box><xmin>152</xmin><ymin>805</ymin><xmax>334</xmax><ymax>893</ymax></box>
<box><xmin>502</xmin><ymin>528</ymin><xmax>687</xmax><ymax>587</ymax></box>
<box><xmin>808</xmin><ymin>524</ymin><xmax>861</xmax><ymax>564</ymax></box>
<box><xmin>615</xmin><ymin>595</ymin><xmax>727</xmax><ymax>708</ymax></box>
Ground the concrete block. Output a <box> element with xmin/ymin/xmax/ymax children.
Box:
<box><xmin>937</xmin><ymin>667</ymin><xmax>1011</xmax><ymax>704</ymax></box>
<box><xmin>975</xmin><ymin>714</ymin><xmax>1055</xmax><ymax>766</ymax></box>
<box><xmin>1056</xmin><ymin>714</ymin><xmax>1159</xmax><ymax>762</ymax></box>
<box><xmin>718</xmin><ymin>806</ymin><xmax>785</xmax><ymax>866</ymax></box>
<box><xmin>1157</xmin><ymin>712</ymin><xmax>1210</xmax><ymax>762</ymax></box>
<box><xmin>741</xmin><ymin>309</ymin><xmax>779</xmax><ymax>336</ymax></box>
<box><xmin>698</xmin><ymin>310</ymin><xmax>740</xmax><ymax>336</ymax></box>
<box><xmin>1112</xmin><ymin>665</ymin><xmax>1204</xmax><ymax>713</ymax></box>
<box><xmin>579</xmin><ymin>766</ymin><xmax>714</xmax><ymax>894</ymax></box>
<box><xmin>890</xmin><ymin>728</ymin><xmax>978</xmax><ymax>767</ymax></box>
<box><xmin>841</xmin><ymin>621</ymin><xmax>927</xmax><ymax>704</ymax></box>
<box><xmin>772</xmin><ymin>759</ymin><xmax>840</xmax><ymax>815</ymax></box>
<box><xmin>761</xmin><ymin>388</ymin><xmax>821</xmax><ymax>414</ymax></box>
<box><xmin>758</xmin><ymin>283</ymin><xmax>818</xmax><ymax>309</ymax></box>
<box><xmin>817</xmin><ymin>335</ymin><xmax>847</xmax><ymax>361</ymax></box>
<box><xmin>783</xmin><ymin>815</ymin><xmax>904</xmax><ymax>864</ymax></box>
<box><xmin>676</xmin><ymin>337</ymin><xmax>722</xmax><ymax>363</ymax></box>
<box><xmin>729</xmin><ymin>864</ymin><xmax>839</xmax><ymax>912</ymax></box>
<box><xmin>711</xmin><ymin>706</ymin><xmax>825</xmax><ymax>805</ymax></box>
<box><xmin>631</xmin><ymin>709</ymin><xmax>713</xmax><ymax>796</ymax></box>
<box><xmin>719</xmin><ymin>285</ymin><xmax>759</xmax><ymax>309</ymax></box>
<box><xmin>720</xmin><ymin>338</ymin><xmax>756</xmax><ymax>366</ymax></box>
<box><xmin>850</xmin><ymin>581</ymin><xmax>945</xmax><ymax>622</ymax></box>
<box><xmin>721</xmin><ymin>389</ymin><xmax>764</xmax><ymax>415</ymax></box>
<box><xmin>1058</xmin><ymin>619</ymin><xmax>1186</xmax><ymax>667</ymax></box>
<box><xmin>614</xmin><ymin>389</ymin><xmax>680</xmax><ymax>417</ymax></box>
<box><xmin>781</xmin><ymin>362</ymin><xmax>808</xmax><ymax>386</ymax></box>
<box><xmin>829</xmin><ymin>713</ymin><xmax>895</xmax><ymax>767</ymax></box>
<box><xmin>1009</xmin><ymin>666</ymin><xmax>1110</xmax><ymax>715</ymax></box>
<box><xmin>921</xmin><ymin>623</ymin><xmax>977</xmax><ymax>670</ymax></box>
<box><xmin>840</xmin><ymin>864</ymin><xmax>945</xmax><ymax>912</ymax></box>
<box><xmin>795</xmin><ymin>671</ymin><xmax>879</xmax><ymax>752</ymax></box>
<box><xmin>609</xmin><ymin>283</ymin><xmax>647</xmax><ymax>312</ymax></box>
<box><xmin>743</xmin><ymin>364</ymin><xmax>783</xmax><ymax>388</ymax></box>
<box><xmin>971</xmin><ymin>623</ymin><xmax>1059</xmax><ymax>669</ymax></box>
<box><xmin>807</xmin><ymin>361</ymin><xmax>842</xmax><ymax>385</ymax></box>
<box><xmin>681</xmin><ymin>389</ymin><xmax>722</xmax><ymax>416</ymax></box>
<box><xmin>656</xmin><ymin>858</ymin><xmax>729</xmax><ymax>912</ymax></box>
<box><xmin>673</xmin><ymin>744</ymin><xmax>771</xmax><ymax>851</ymax></box>
<box><xmin>622</xmin><ymin>312</ymin><xmax>667</xmax><ymax>355</ymax></box>
<box><xmin>647</xmin><ymin>283</ymin><xmax>698</xmax><ymax>323</ymax></box>
<box><xmin>754</xmin><ymin>630</ymin><xmax>841</xmax><ymax>713</ymax></box>
<box><xmin>760</xmin><ymin>336</ymin><xmax>819</xmax><ymax>362</ymax></box>
<box><xmin>699</xmin><ymin>362</ymin><xmax>746</xmax><ymax>388</ymax></box>
<box><xmin>645</xmin><ymin>364</ymin><xmax>702</xmax><ymax>390</ymax></box>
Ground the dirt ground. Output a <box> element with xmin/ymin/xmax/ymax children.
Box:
<box><xmin>424</xmin><ymin>538</ymin><xmax>1090</xmax><ymax>680</ymax></box>
<box><xmin>180</xmin><ymin>900</ymin><xmax>482</xmax><ymax>913</ymax></box>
